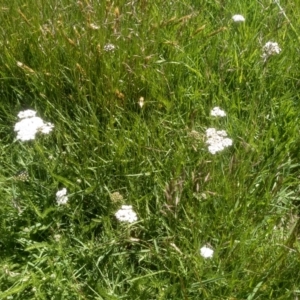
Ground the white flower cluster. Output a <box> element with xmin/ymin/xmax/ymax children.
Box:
<box><xmin>200</xmin><ymin>245</ymin><xmax>214</xmax><ymax>258</ymax></box>
<box><xmin>262</xmin><ymin>41</ymin><xmax>281</xmax><ymax>61</ymax></box>
<box><xmin>104</xmin><ymin>43</ymin><xmax>116</xmax><ymax>52</ymax></box>
<box><xmin>115</xmin><ymin>205</ymin><xmax>138</xmax><ymax>223</ymax></box>
<box><xmin>206</xmin><ymin>128</ymin><xmax>233</xmax><ymax>154</ymax></box>
<box><xmin>210</xmin><ymin>106</ymin><xmax>226</xmax><ymax>117</ymax></box>
<box><xmin>18</xmin><ymin>110</ymin><xmax>36</xmax><ymax>119</ymax></box>
<box><xmin>56</xmin><ymin>188</ymin><xmax>68</xmax><ymax>205</ymax></box>
<box><xmin>14</xmin><ymin>109</ymin><xmax>54</xmax><ymax>141</ymax></box>
<box><xmin>232</xmin><ymin>14</ymin><xmax>245</xmax><ymax>22</ymax></box>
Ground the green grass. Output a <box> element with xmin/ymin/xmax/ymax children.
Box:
<box><xmin>1</xmin><ymin>0</ymin><xmax>300</xmax><ymax>299</ymax></box>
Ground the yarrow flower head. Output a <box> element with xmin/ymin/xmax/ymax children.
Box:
<box><xmin>54</xmin><ymin>234</ymin><xmax>62</xmax><ymax>242</ymax></box>
<box><xmin>56</xmin><ymin>188</ymin><xmax>68</xmax><ymax>205</ymax></box>
<box><xmin>115</xmin><ymin>205</ymin><xmax>138</xmax><ymax>223</ymax></box>
<box><xmin>104</xmin><ymin>43</ymin><xmax>116</xmax><ymax>52</ymax></box>
<box><xmin>206</xmin><ymin>128</ymin><xmax>233</xmax><ymax>154</ymax></box>
<box><xmin>110</xmin><ymin>191</ymin><xmax>124</xmax><ymax>203</ymax></box>
<box><xmin>262</xmin><ymin>41</ymin><xmax>281</xmax><ymax>61</ymax></box>
<box><xmin>14</xmin><ymin>170</ymin><xmax>29</xmax><ymax>182</ymax></box>
<box><xmin>40</xmin><ymin>123</ymin><xmax>54</xmax><ymax>134</ymax></box>
<box><xmin>200</xmin><ymin>245</ymin><xmax>214</xmax><ymax>259</ymax></box>
<box><xmin>232</xmin><ymin>14</ymin><xmax>245</xmax><ymax>22</ymax></box>
<box><xmin>210</xmin><ymin>107</ymin><xmax>226</xmax><ymax>117</ymax></box>
<box><xmin>18</xmin><ymin>109</ymin><xmax>37</xmax><ymax>119</ymax></box>
<box><xmin>14</xmin><ymin>109</ymin><xmax>54</xmax><ymax>141</ymax></box>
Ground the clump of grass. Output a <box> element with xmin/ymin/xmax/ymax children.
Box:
<box><xmin>1</xmin><ymin>0</ymin><xmax>300</xmax><ymax>299</ymax></box>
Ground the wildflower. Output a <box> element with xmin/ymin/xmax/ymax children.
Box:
<box><xmin>17</xmin><ymin>109</ymin><xmax>36</xmax><ymax>119</ymax></box>
<box><xmin>206</xmin><ymin>128</ymin><xmax>233</xmax><ymax>154</ymax></box>
<box><xmin>56</xmin><ymin>188</ymin><xmax>68</xmax><ymax>205</ymax></box>
<box><xmin>115</xmin><ymin>205</ymin><xmax>138</xmax><ymax>223</ymax></box>
<box><xmin>188</xmin><ymin>130</ymin><xmax>201</xmax><ymax>140</ymax></box>
<box><xmin>232</xmin><ymin>14</ymin><xmax>245</xmax><ymax>22</ymax></box>
<box><xmin>262</xmin><ymin>41</ymin><xmax>281</xmax><ymax>61</ymax></box>
<box><xmin>210</xmin><ymin>107</ymin><xmax>226</xmax><ymax>117</ymax></box>
<box><xmin>200</xmin><ymin>245</ymin><xmax>214</xmax><ymax>258</ymax></box>
<box><xmin>110</xmin><ymin>192</ymin><xmax>124</xmax><ymax>203</ymax></box>
<box><xmin>39</xmin><ymin>122</ymin><xmax>54</xmax><ymax>134</ymax></box>
<box><xmin>14</xmin><ymin>110</ymin><xmax>54</xmax><ymax>141</ymax></box>
<box><xmin>54</xmin><ymin>234</ymin><xmax>62</xmax><ymax>242</ymax></box>
<box><xmin>104</xmin><ymin>43</ymin><xmax>115</xmax><ymax>52</ymax></box>
<box><xmin>14</xmin><ymin>170</ymin><xmax>29</xmax><ymax>182</ymax></box>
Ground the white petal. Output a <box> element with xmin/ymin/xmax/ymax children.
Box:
<box><xmin>200</xmin><ymin>246</ymin><xmax>214</xmax><ymax>258</ymax></box>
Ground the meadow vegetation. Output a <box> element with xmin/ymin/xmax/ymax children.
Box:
<box><xmin>1</xmin><ymin>0</ymin><xmax>300</xmax><ymax>299</ymax></box>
